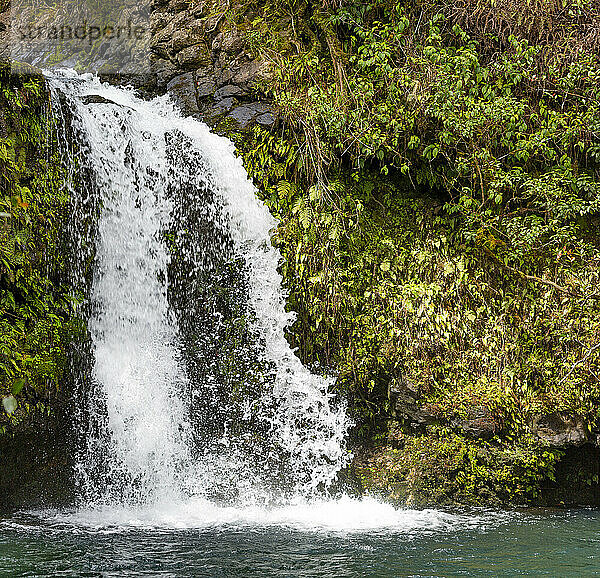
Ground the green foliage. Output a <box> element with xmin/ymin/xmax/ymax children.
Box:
<box><xmin>234</xmin><ymin>0</ymin><xmax>600</xmax><ymax>504</ymax></box>
<box><xmin>357</xmin><ymin>425</ymin><xmax>564</xmax><ymax>506</ymax></box>
<box><xmin>0</xmin><ymin>65</ymin><xmax>75</xmax><ymax>430</ymax></box>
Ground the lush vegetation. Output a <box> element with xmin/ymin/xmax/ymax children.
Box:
<box><xmin>2</xmin><ymin>0</ymin><xmax>600</xmax><ymax>506</ymax></box>
<box><xmin>230</xmin><ymin>0</ymin><xmax>600</xmax><ymax>503</ymax></box>
<box><xmin>0</xmin><ymin>63</ymin><xmax>75</xmax><ymax>435</ymax></box>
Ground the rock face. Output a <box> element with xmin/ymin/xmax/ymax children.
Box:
<box><xmin>533</xmin><ymin>412</ymin><xmax>589</xmax><ymax>447</ymax></box>
<box><xmin>454</xmin><ymin>405</ymin><xmax>501</xmax><ymax>440</ymax></box>
<box><xmin>389</xmin><ymin>375</ymin><xmax>439</xmax><ymax>430</ymax></box>
<box><xmin>0</xmin><ymin>413</ymin><xmax>74</xmax><ymax>512</ymax></box>
<box><xmin>1</xmin><ymin>1</ymin><xmax>153</xmax><ymax>82</ymax></box>
<box><xmin>150</xmin><ymin>0</ymin><xmax>275</xmax><ymax>131</ymax></box>
<box><xmin>0</xmin><ymin>66</ymin><xmax>75</xmax><ymax>513</ymax></box>
<box><xmin>0</xmin><ymin>0</ymin><xmax>275</xmax><ymax>131</ymax></box>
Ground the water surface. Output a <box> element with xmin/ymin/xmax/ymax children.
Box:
<box><xmin>1</xmin><ymin>502</ymin><xmax>598</xmax><ymax>576</ymax></box>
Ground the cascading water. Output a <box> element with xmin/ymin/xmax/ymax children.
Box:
<box><xmin>50</xmin><ymin>70</ymin><xmax>351</xmax><ymax>511</ymax></box>
<box><xmin>15</xmin><ymin>70</ymin><xmax>512</xmax><ymax>537</ymax></box>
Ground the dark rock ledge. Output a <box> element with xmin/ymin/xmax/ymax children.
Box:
<box><xmin>150</xmin><ymin>0</ymin><xmax>276</xmax><ymax>132</ymax></box>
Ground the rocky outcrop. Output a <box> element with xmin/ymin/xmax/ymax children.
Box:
<box><xmin>150</xmin><ymin>0</ymin><xmax>275</xmax><ymax>131</ymax></box>
<box><xmin>372</xmin><ymin>373</ymin><xmax>600</xmax><ymax>506</ymax></box>
<box><xmin>391</xmin><ymin>377</ymin><xmax>594</xmax><ymax>448</ymax></box>
<box><xmin>453</xmin><ymin>405</ymin><xmax>501</xmax><ymax>440</ymax></box>
<box><xmin>390</xmin><ymin>377</ymin><xmax>501</xmax><ymax>439</ymax></box>
<box><xmin>0</xmin><ymin>0</ymin><xmax>276</xmax><ymax>131</ymax></box>
<box><xmin>533</xmin><ymin>412</ymin><xmax>590</xmax><ymax>447</ymax></box>
<box><xmin>1</xmin><ymin>0</ymin><xmax>152</xmax><ymax>80</ymax></box>
<box><xmin>389</xmin><ymin>376</ymin><xmax>439</xmax><ymax>430</ymax></box>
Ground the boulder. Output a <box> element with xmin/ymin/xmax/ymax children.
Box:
<box><xmin>232</xmin><ymin>58</ymin><xmax>269</xmax><ymax>87</ymax></box>
<box><xmin>533</xmin><ymin>412</ymin><xmax>589</xmax><ymax>447</ymax></box>
<box><xmin>227</xmin><ymin>105</ymin><xmax>255</xmax><ymax>127</ymax></box>
<box><xmin>196</xmin><ymin>77</ymin><xmax>217</xmax><ymax>97</ymax></box>
<box><xmin>153</xmin><ymin>57</ymin><xmax>180</xmax><ymax>85</ymax></box>
<box><xmin>256</xmin><ymin>112</ymin><xmax>276</xmax><ymax>127</ymax></box>
<box><xmin>176</xmin><ymin>42</ymin><xmax>210</xmax><ymax>67</ymax></box>
<box><xmin>214</xmin><ymin>84</ymin><xmax>244</xmax><ymax>99</ymax></box>
<box><xmin>172</xmin><ymin>20</ymin><xmax>206</xmax><ymax>53</ymax></box>
<box><xmin>167</xmin><ymin>72</ymin><xmax>199</xmax><ymax>114</ymax></box>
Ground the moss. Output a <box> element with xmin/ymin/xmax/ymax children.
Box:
<box><xmin>214</xmin><ymin>115</ymin><xmax>244</xmax><ymax>135</ymax></box>
<box><xmin>0</xmin><ymin>63</ymin><xmax>76</xmax><ymax>436</ymax></box>
<box><xmin>356</xmin><ymin>425</ymin><xmax>563</xmax><ymax>506</ymax></box>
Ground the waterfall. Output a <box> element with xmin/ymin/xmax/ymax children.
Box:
<box><xmin>50</xmin><ymin>71</ymin><xmax>350</xmax><ymax>509</ymax></box>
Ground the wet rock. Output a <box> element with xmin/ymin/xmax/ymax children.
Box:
<box><xmin>214</xmin><ymin>97</ymin><xmax>235</xmax><ymax>112</ymax></box>
<box><xmin>225</xmin><ymin>102</ymin><xmax>274</xmax><ymax>129</ymax></box>
<box><xmin>244</xmin><ymin>102</ymin><xmax>271</xmax><ymax>115</ymax></box>
<box><xmin>147</xmin><ymin>0</ymin><xmax>274</xmax><ymax>130</ymax></box>
<box><xmin>81</xmin><ymin>95</ymin><xmax>123</xmax><ymax>106</ymax></box>
<box><xmin>202</xmin><ymin>9</ymin><xmax>226</xmax><ymax>33</ymax></box>
<box><xmin>150</xmin><ymin>17</ymin><xmax>177</xmax><ymax>56</ymax></box>
<box><xmin>209</xmin><ymin>65</ymin><xmax>234</xmax><ymax>88</ymax></box>
<box><xmin>172</xmin><ymin>20</ymin><xmax>205</xmax><ymax>53</ymax></box>
<box><xmin>169</xmin><ymin>0</ymin><xmax>191</xmax><ymax>11</ymax></box>
<box><xmin>232</xmin><ymin>59</ymin><xmax>268</xmax><ymax>87</ymax></box>
<box><xmin>214</xmin><ymin>84</ymin><xmax>243</xmax><ymax>99</ymax></box>
<box><xmin>256</xmin><ymin>112</ymin><xmax>276</xmax><ymax>126</ymax></box>
<box><xmin>227</xmin><ymin>105</ymin><xmax>255</xmax><ymax>127</ymax></box>
<box><xmin>151</xmin><ymin>9</ymin><xmax>172</xmax><ymax>33</ymax></box>
<box><xmin>212</xmin><ymin>28</ymin><xmax>245</xmax><ymax>54</ymax></box>
<box><xmin>176</xmin><ymin>43</ymin><xmax>210</xmax><ymax>68</ymax></box>
<box><xmin>153</xmin><ymin>58</ymin><xmax>180</xmax><ymax>86</ymax></box>
<box><xmin>196</xmin><ymin>77</ymin><xmax>217</xmax><ymax>98</ymax></box>
<box><xmin>167</xmin><ymin>72</ymin><xmax>199</xmax><ymax>114</ymax></box>
<box><xmin>389</xmin><ymin>373</ymin><xmax>419</xmax><ymax>401</ymax></box>
<box><xmin>199</xmin><ymin>107</ymin><xmax>226</xmax><ymax>126</ymax></box>
<box><xmin>534</xmin><ymin>412</ymin><xmax>588</xmax><ymax>447</ymax></box>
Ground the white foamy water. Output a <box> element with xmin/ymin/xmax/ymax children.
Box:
<box><xmin>50</xmin><ymin>70</ymin><xmax>349</xmax><ymax>508</ymax></box>
<box><xmin>30</xmin><ymin>497</ymin><xmax>507</xmax><ymax>535</ymax></box>
<box><xmin>61</xmin><ymin>74</ymin><xmax>192</xmax><ymax>503</ymax></box>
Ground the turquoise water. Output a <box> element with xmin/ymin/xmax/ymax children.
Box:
<box><xmin>0</xmin><ymin>507</ymin><xmax>598</xmax><ymax>576</ymax></box>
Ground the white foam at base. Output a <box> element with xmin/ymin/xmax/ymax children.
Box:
<box><xmin>35</xmin><ymin>498</ymin><xmax>506</xmax><ymax>535</ymax></box>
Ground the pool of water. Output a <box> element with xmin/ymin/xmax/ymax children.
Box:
<box><xmin>0</xmin><ymin>499</ymin><xmax>598</xmax><ymax>576</ymax></box>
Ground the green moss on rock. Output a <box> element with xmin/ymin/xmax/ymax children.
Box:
<box><xmin>0</xmin><ymin>62</ymin><xmax>76</xmax><ymax>436</ymax></box>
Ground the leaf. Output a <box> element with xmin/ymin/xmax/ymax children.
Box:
<box><xmin>380</xmin><ymin>261</ymin><xmax>391</xmax><ymax>272</ymax></box>
<box><xmin>11</xmin><ymin>378</ymin><xmax>26</xmax><ymax>395</ymax></box>
<box><xmin>2</xmin><ymin>395</ymin><xmax>17</xmax><ymax>415</ymax></box>
<box><xmin>277</xmin><ymin>180</ymin><xmax>293</xmax><ymax>200</ymax></box>
<box><xmin>300</xmin><ymin>206</ymin><xmax>312</xmax><ymax>230</ymax></box>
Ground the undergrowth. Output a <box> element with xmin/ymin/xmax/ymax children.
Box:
<box><xmin>232</xmin><ymin>0</ymin><xmax>600</xmax><ymax>503</ymax></box>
